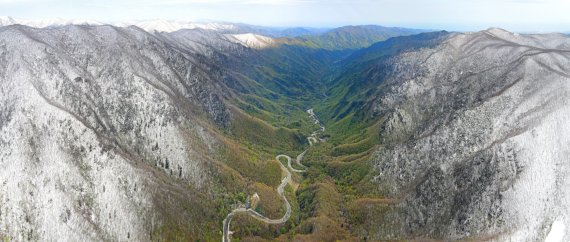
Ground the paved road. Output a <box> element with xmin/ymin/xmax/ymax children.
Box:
<box><xmin>307</xmin><ymin>136</ymin><xmax>318</xmax><ymax>146</ymax></box>
<box><xmin>222</xmin><ymin>109</ymin><xmax>323</xmax><ymax>242</ymax></box>
<box><xmin>222</xmin><ymin>154</ymin><xmax>301</xmax><ymax>242</ymax></box>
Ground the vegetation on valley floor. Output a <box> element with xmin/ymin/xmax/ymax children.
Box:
<box><xmin>150</xmin><ymin>31</ymin><xmax>441</xmax><ymax>241</ymax></box>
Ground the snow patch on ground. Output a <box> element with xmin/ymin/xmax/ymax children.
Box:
<box><xmin>545</xmin><ymin>220</ymin><xmax>566</xmax><ymax>242</ymax></box>
<box><xmin>501</xmin><ymin>75</ymin><xmax>570</xmax><ymax>241</ymax></box>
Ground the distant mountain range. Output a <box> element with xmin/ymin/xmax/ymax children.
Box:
<box><xmin>0</xmin><ymin>16</ymin><xmax>237</xmax><ymax>32</ymax></box>
<box><xmin>278</xmin><ymin>25</ymin><xmax>425</xmax><ymax>50</ymax></box>
<box><xmin>0</xmin><ymin>16</ymin><xmax>424</xmax><ymax>50</ymax></box>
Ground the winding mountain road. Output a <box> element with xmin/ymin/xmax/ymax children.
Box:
<box><xmin>222</xmin><ymin>109</ymin><xmax>324</xmax><ymax>242</ymax></box>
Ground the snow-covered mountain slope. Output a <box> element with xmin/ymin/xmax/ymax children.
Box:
<box><xmin>332</xmin><ymin>28</ymin><xmax>570</xmax><ymax>241</ymax></box>
<box><xmin>118</xmin><ymin>19</ymin><xmax>237</xmax><ymax>33</ymax></box>
<box><xmin>0</xmin><ymin>24</ymin><xmax>247</xmax><ymax>240</ymax></box>
<box><xmin>227</xmin><ymin>33</ymin><xmax>275</xmax><ymax>49</ymax></box>
<box><xmin>0</xmin><ymin>16</ymin><xmax>16</xmax><ymax>26</ymax></box>
<box><xmin>0</xmin><ymin>16</ymin><xmax>103</xmax><ymax>28</ymax></box>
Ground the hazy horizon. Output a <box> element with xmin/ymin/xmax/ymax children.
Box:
<box><xmin>1</xmin><ymin>0</ymin><xmax>570</xmax><ymax>32</ymax></box>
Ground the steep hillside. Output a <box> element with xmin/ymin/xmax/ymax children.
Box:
<box><xmin>321</xmin><ymin>28</ymin><xmax>570</xmax><ymax>241</ymax></box>
<box><xmin>0</xmin><ymin>24</ymin><xmax>305</xmax><ymax>241</ymax></box>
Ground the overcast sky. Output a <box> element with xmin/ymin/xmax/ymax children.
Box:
<box><xmin>1</xmin><ymin>0</ymin><xmax>569</xmax><ymax>32</ymax></box>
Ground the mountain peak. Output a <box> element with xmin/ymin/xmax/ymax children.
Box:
<box><xmin>0</xmin><ymin>16</ymin><xmax>238</xmax><ymax>33</ymax></box>
<box><xmin>228</xmin><ymin>33</ymin><xmax>274</xmax><ymax>49</ymax></box>
<box><xmin>484</xmin><ymin>27</ymin><xmax>518</xmax><ymax>37</ymax></box>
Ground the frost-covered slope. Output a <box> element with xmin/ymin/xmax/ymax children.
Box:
<box><xmin>0</xmin><ymin>16</ymin><xmax>103</xmax><ymax>28</ymax></box>
<box><xmin>0</xmin><ymin>16</ymin><xmax>16</xmax><ymax>26</ymax></box>
<box><xmin>0</xmin><ymin>24</ymin><xmax>244</xmax><ymax>240</ymax></box>
<box><xmin>118</xmin><ymin>19</ymin><xmax>237</xmax><ymax>33</ymax></box>
<box><xmin>341</xmin><ymin>28</ymin><xmax>570</xmax><ymax>241</ymax></box>
<box><xmin>227</xmin><ymin>33</ymin><xmax>275</xmax><ymax>49</ymax></box>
